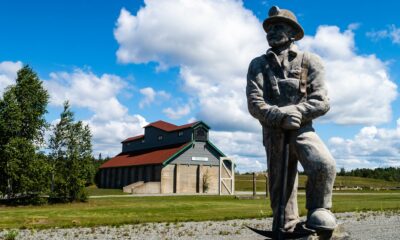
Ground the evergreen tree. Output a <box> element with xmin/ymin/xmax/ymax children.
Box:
<box><xmin>0</xmin><ymin>65</ymin><xmax>50</xmax><ymax>203</ymax></box>
<box><xmin>338</xmin><ymin>167</ymin><xmax>346</xmax><ymax>176</ymax></box>
<box><xmin>346</xmin><ymin>167</ymin><xmax>400</xmax><ymax>182</ymax></box>
<box><xmin>49</xmin><ymin>101</ymin><xmax>95</xmax><ymax>202</ymax></box>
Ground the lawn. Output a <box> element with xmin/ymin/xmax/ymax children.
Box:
<box><xmin>85</xmin><ymin>175</ymin><xmax>400</xmax><ymax>197</ymax></box>
<box><xmin>1</xmin><ymin>193</ymin><xmax>399</xmax><ymax>229</ymax></box>
<box><xmin>235</xmin><ymin>174</ymin><xmax>400</xmax><ymax>192</ymax></box>
<box><xmin>86</xmin><ymin>185</ymin><xmax>128</xmax><ymax>196</ymax></box>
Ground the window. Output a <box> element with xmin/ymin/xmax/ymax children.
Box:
<box><xmin>194</xmin><ymin>128</ymin><xmax>207</xmax><ymax>141</ymax></box>
<box><xmin>158</xmin><ymin>135</ymin><xmax>163</xmax><ymax>141</ymax></box>
<box><xmin>178</xmin><ymin>131</ymin><xmax>183</xmax><ymax>137</ymax></box>
<box><xmin>197</xmin><ymin>129</ymin><xmax>205</xmax><ymax>136</ymax></box>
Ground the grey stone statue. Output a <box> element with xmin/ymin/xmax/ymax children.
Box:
<box><xmin>246</xmin><ymin>6</ymin><xmax>337</xmax><ymax>232</ymax></box>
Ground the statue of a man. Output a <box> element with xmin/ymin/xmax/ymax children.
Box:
<box><xmin>246</xmin><ymin>6</ymin><xmax>337</xmax><ymax>232</ymax></box>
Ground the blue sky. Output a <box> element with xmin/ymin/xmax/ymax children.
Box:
<box><xmin>0</xmin><ymin>0</ymin><xmax>399</xmax><ymax>172</ymax></box>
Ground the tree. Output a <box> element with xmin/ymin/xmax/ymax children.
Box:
<box><xmin>0</xmin><ymin>65</ymin><xmax>50</xmax><ymax>204</ymax></box>
<box><xmin>338</xmin><ymin>167</ymin><xmax>346</xmax><ymax>176</ymax></box>
<box><xmin>49</xmin><ymin>101</ymin><xmax>95</xmax><ymax>202</ymax></box>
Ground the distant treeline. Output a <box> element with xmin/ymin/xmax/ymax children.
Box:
<box><xmin>243</xmin><ymin>167</ymin><xmax>400</xmax><ymax>183</ymax></box>
<box><xmin>337</xmin><ymin>167</ymin><xmax>400</xmax><ymax>182</ymax></box>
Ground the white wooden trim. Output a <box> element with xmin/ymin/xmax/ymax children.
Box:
<box><xmin>219</xmin><ymin>157</ymin><xmax>235</xmax><ymax>195</ymax></box>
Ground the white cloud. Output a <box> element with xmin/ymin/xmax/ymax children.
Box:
<box><xmin>367</xmin><ymin>24</ymin><xmax>400</xmax><ymax>44</ymax></box>
<box><xmin>210</xmin><ymin>130</ymin><xmax>263</xmax><ymax>158</ymax></box>
<box><xmin>44</xmin><ymin>69</ymin><xmax>148</xmax><ymax>157</ymax></box>
<box><xmin>163</xmin><ymin>104</ymin><xmax>191</xmax><ymax>119</ymax></box>
<box><xmin>45</xmin><ymin>69</ymin><xmax>128</xmax><ymax>121</ymax></box>
<box><xmin>299</xmin><ymin>26</ymin><xmax>398</xmax><ymax>125</ymax></box>
<box><xmin>0</xmin><ymin>61</ymin><xmax>22</xmax><ymax>94</ymax></box>
<box><xmin>209</xmin><ymin>129</ymin><xmax>267</xmax><ymax>172</ymax></box>
<box><xmin>328</xmin><ymin>118</ymin><xmax>400</xmax><ymax>169</ymax></box>
<box><xmin>366</xmin><ymin>29</ymin><xmax>389</xmax><ymax>41</ymax></box>
<box><xmin>115</xmin><ymin>1</ymin><xmax>397</xmax><ymax>130</ymax></box>
<box><xmin>1</xmin><ymin>64</ymin><xmax>145</xmax><ymax>157</ymax></box>
<box><xmin>113</xmin><ymin>1</ymin><xmax>399</xmax><ymax>171</ymax></box>
<box><xmin>139</xmin><ymin>87</ymin><xmax>170</xmax><ymax>108</ymax></box>
<box><xmin>85</xmin><ymin>114</ymin><xmax>147</xmax><ymax>157</ymax></box>
<box><xmin>114</xmin><ymin>0</ymin><xmax>265</xmax><ymax>133</ymax></box>
<box><xmin>232</xmin><ymin>155</ymin><xmax>267</xmax><ymax>173</ymax></box>
<box><xmin>391</xmin><ymin>26</ymin><xmax>400</xmax><ymax>43</ymax></box>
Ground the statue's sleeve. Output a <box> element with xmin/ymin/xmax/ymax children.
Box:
<box><xmin>246</xmin><ymin>58</ymin><xmax>284</xmax><ymax>127</ymax></box>
<box><xmin>296</xmin><ymin>53</ymin><xmax>330</xmax><ymax>122</ymax></box>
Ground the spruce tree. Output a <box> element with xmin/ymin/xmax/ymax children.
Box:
<box><xmin>49</xmin><ymin>101</ymin><xmax>95</xmax><ymax>202</ymax></box>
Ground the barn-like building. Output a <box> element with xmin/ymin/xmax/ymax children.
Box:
<box><xmin>98</xmin><ymin>120</ymin><xmax>234</xmax><ymax>194</ymax></box>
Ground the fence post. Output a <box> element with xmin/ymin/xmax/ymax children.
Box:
<box><xmin>253</xmin><ymin>172</ymin><xmax>256</xmax><ymax>197</ymax></box>
<box><xmin>265</xmin><ymin>173</ymin><xmax>268</xmax><ymax>197</ymax></box>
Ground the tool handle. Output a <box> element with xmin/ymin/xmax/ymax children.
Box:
<box><xmin>278</xmin><ymin>131</ymin><xmax>290</xmax><ymax>240</ymax></box>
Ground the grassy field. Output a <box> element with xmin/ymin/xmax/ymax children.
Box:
<box><xmin>86</xmin><ymin>175</ymin><xmax>400</xmax><ymax>196</ymax></box>
<box><xmin>1</xmin><ymin>175</ymin><xmax>398</xmax><ymax>230</ymax></box>
<box><xmin>86</xmin><ymin>185</ymin><xmax>128</xmax><ymax>196</ymax></box>
<box><xmin>1</xmin><ymin>193</ymin><xmax>400</xmax><ymax>229</ymax></box>
<box><xmin>235</xmin><ymin>174</ymin><xmax>400</xmax><ymax>192</ymax></box>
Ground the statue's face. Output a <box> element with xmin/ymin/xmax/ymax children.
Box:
<box><xmin>266</xmin><ymin>22</ymin><xmax>294</xmax><ymax>48</ymax></box>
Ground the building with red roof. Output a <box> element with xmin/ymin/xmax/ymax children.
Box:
<box><xmin>97</xmin><ymin>120</ymin><xmax>234</xmax><ymax>194</ymax></box>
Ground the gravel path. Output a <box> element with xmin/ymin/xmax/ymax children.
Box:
<box><xmin>1</xmin><ymin>211</ymin><xmax>399</xmax><ymax>240</ymax></box>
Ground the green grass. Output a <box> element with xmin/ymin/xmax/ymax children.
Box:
<box><xmin>235</xmin><ymin>174</ymin><xmax>400</xmax><ymax>192</ymax></box>
<box><xmin>0</xmin><ymin>194</ymin><xmax>399</xmax><ymax>229</ymax></box>
<box><xmin>84</xmin><ymin>175</ymin><xmax>399</xmax><ymax>196</ymax></box>
<box><xmin>86</xmin><ymin>185</ymin><xmax>127</xmax><ymax>196</ymax></box>
<box><xmin>332</xmin><ymin>176</ymin><xmax>400</xmax><ymax>188</ymax></box>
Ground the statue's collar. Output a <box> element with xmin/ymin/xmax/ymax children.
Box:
<box><xmin>266</xmin><ymin>44</ymin><xmax>299</xmax><ymax>58</ymax></box>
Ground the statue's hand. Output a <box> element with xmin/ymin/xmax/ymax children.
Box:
<box><xmin>276</xmin><ymin>105</ymin><xmax>302</xmax><ymax>129</ymax></box>
<box><xmin>281</xmin><ymin>114</ymin><xmax>301</xmax><ymax>130</ymax></box>
<box><xmin>279</xmin><ymin>105</ymin><xmax>300</xmax><ymax>116</ymax></box>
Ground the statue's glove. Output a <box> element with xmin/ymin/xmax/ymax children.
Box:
<box><xmin>279</xmin><ymin>105</ymin><xmax>302</xmax><ymax>130</ymax></box>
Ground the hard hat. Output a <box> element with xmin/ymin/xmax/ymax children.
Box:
<box><xmin>263</xmin><ymin>6</ymin><xmax>304</xmax><ymax>41</ymax></box>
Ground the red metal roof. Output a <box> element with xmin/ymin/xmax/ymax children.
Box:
<box><xmin>121</xmin><ymin>120</ymin><xmax>206</xmax><ymax>143</ymax></box>
<box><xmin>144</xmin><ymin>120</ymin><xmax>199</xmax><ymax>132</ymax></box>
<box><xmin>121</xmin><ymin>134</ymin><xmax>144</xmax><ymax>143</ymax></box>
<box><xmin>99</xmin><ymin>142</ymin><xmax>190</xmax><ymax>168</ymax></box>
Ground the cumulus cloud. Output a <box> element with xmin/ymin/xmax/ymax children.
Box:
<box><xmin>113</xmin><ymin>1</ymin><xmax>399</xmax><ymax>171</ymax></box>
<box><xmin>114</xmin><ymin>0</ymin><xmax>265</xmax><ymax>133</ymax></box>
<box><xmin>328</xmin><ymin>118</ymin><xmax>400</xmax><ymax>169</ymax></box>
<box><xmin>367</xmin><ymin>24</ymin><xmax>400</xmax><ymax>44</ymax></box>
<box><xmin>139</xmin><ymin>87</ymin><xmax>170</xmax><ymax>108</ymax></box>
<box><xmin>45</xmin><ymin>69</ymin><xmax>128</xmax><ymax>121</ymax></box>
<box><xmin>210</xmin><ymin>130</ymin><xmax>263</xmax><ymax>158</ymax></box>
<box><xmin>163</xmin><ymin>104</ymin><xmax>191</xmax><ymax>119</ymax></box>
<box><xmin>44</xmin><ymin>69</ymin><xmax>148</xmax><ymax>157</ymax></box>
<box><xmin>114</xmin><ymin>1</ymin><xmax>397</xmax><ymax>130</ymax></box>
<box><xmin>86</xmin><ymin>115</ymin><xmax>147</xmax><ymax>157</ymax></box>
<box><xmin>209</xmin><ymin>129</ymin><xmax>267</xmax><ymax>172</ymax></box>
<box><xmin>231</xmin><ymin>155</ymin><xmax>267</xmax><ymax>173</ymax></box>
<box><xmin>299</xmin><ymin>26</ymin><xmax>398</xmax><ymax>125</ymax></box>
<box><xmin>0</xmin><ymin>61</ymin><xmax>23</xmax><ymax>94</ymax></box>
